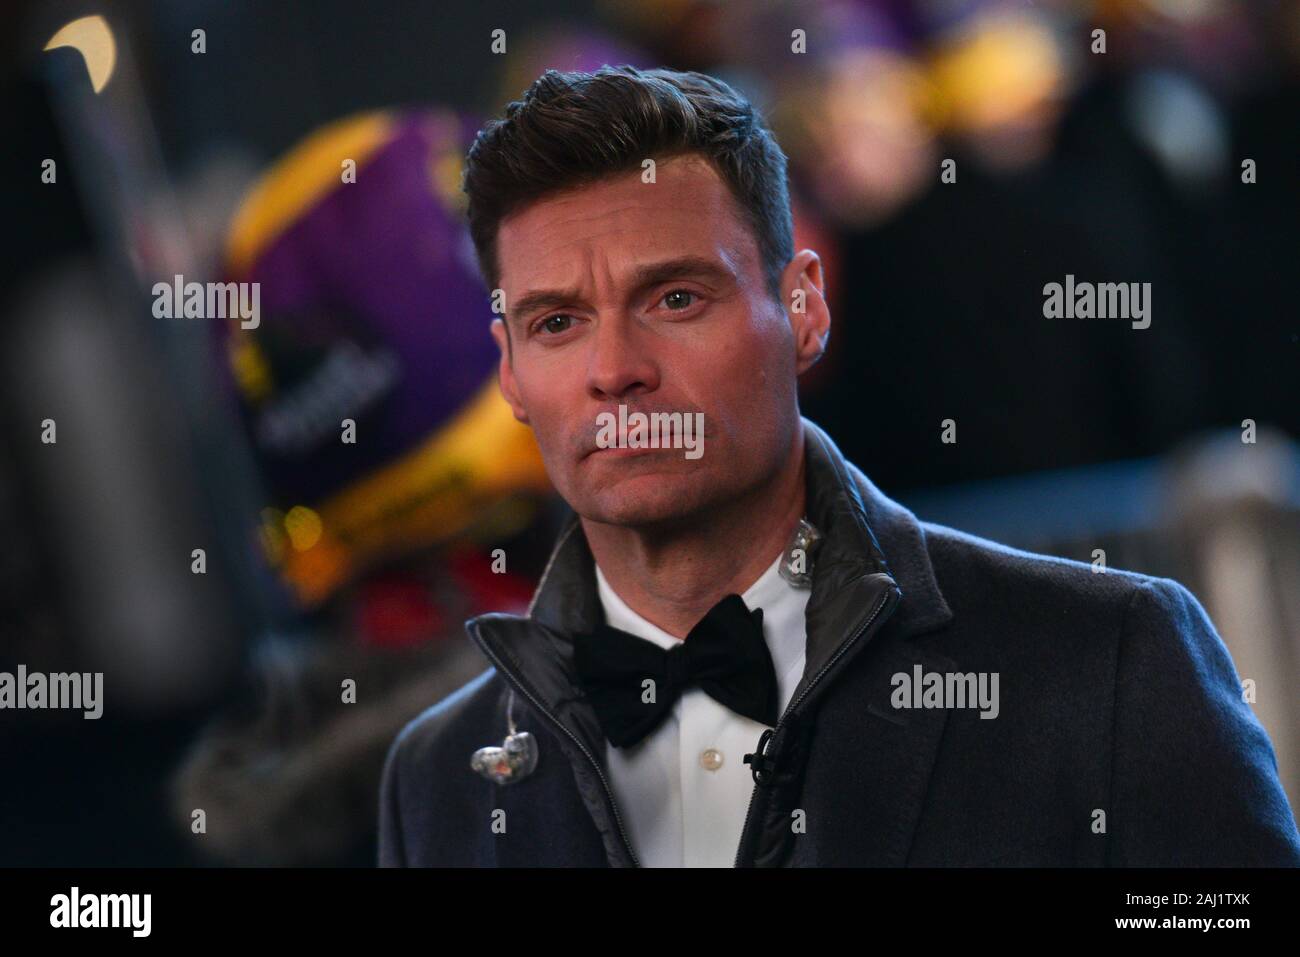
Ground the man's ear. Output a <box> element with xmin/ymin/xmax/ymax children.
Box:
<box><xmin>780</xmin><ymin>249</ymin><xmax>831</xmax><ymax>375</ymax></box>
<box><xmin>490</xmin><ymin>318</ymin><xmax>529</xmax><ymax>424</ymax></box>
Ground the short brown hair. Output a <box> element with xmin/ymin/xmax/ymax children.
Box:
<box><xmin>463</xmin><ymin>65</ymin><xmax>794</xmax><ymax>301</ymax></box>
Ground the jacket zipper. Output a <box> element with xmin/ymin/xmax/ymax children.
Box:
<box><xmin>733</xmin><ymin>578</ymin><xmax>898</xmax><ymax>867</ymax></box>
<box><xmin>471</xmin><ymin>624</ymin><xmax>641</xmax><ymax>867</ymax></box>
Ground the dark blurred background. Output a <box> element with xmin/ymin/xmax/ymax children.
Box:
<box><xmin>2</xmin><ymin>0</ymin><xmax>1297</xmax><ymax>865</ymax></box>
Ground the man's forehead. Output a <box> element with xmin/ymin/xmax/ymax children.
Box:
<box><xmin>496</xmin><ymin>155</ymin><xmax>758</xmax><ymax>291</ymax></box>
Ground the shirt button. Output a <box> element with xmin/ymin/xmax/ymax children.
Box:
<box><xmin>700</xmin><ymin>748</ymin><xmax>724</xmax><ymax>771</ymax></box>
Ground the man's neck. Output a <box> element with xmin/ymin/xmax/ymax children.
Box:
<box><xmin>581</xmin><ymin>431</ymin><xmax>807</xmax><ymax>638</ymax></box>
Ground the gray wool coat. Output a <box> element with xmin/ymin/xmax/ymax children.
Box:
<box><xmin>379</xmin><ymin>419</ymin><xmax>1300</xmax><ymax>866</ymax></box>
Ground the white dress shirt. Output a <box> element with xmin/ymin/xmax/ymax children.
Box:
<box><xmin>594</xmin><ymin>554</ymin><xmax>810</xmax><ymax>867</ymax></box>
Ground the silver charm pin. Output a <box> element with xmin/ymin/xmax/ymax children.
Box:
<box><xmin>471</xmin><ymin>689</ymin><xmax>538</xmax><ymax>784</ymax></box>
<box><xmin>779</xmin><ymin>517</ymin><xmax>822</xmax><ymax>589</ymax></box>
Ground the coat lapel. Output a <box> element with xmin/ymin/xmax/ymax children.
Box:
<box><xmin>464</xmin><ymin>520</ymin><xmax>637</xmax><ymax>866</ymax></box>
<box><xmin>796</xmin><ymin>636</ymin><xmax>959</xmax><ymax>866</ymax></box>
<box><xmin>768</xmin><ymin>422</ymin><xmax>958</xmax><ymax>866</ymax></box>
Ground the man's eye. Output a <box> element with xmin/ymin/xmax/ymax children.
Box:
<box><xmin>538</xmin><ymin>314</ymin><xmax>574</xmax><ymax>335</ymax></box>
<box><xmin>662</xmin><ymin>290</ymin><xmax>697</xmax><ymax>310</ymax></box>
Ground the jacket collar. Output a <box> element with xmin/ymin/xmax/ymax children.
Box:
<box><xmin>466</xmin><ymin>417</ymin><xmax>953</xmax><ymax>762</ymax></box>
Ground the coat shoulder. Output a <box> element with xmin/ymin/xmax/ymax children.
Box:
<box><xmin>917</xmin><ymin>518</ymin><xmax>1169</xmax><ymax>614</ymax></box>
<box><xmin>901</xmin><ymin>518</ymin><xmax>1300</xmax><ymax>864</ymax></box>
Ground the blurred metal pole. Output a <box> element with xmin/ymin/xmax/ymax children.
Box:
<box><xmin>11</xmin><ymin>8</ymin><xmax>294</xmax><ymax>711</ymax></box>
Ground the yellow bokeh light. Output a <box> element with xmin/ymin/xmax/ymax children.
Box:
<box><xmin>284</xmin><ymin>505</ymin><xmax>324</xmax><ymax>552</ymax></box>
<box><xmin>44</xmin><ymin>15</ymin><xmax>117</xmax><ymax>94</ymax></box>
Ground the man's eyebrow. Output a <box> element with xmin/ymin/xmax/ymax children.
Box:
<box><xmin>628</xmin><ymin>255</ymin><xmax>736</xmax><ymax>290</ymax></box>
<box><xmin>508</xmin><ymin>256</ymin><xmax>737</xmax><ymax>323</ymax></box>
<box><xmin>509</xmin><ymin>288</ymin><xmax>583</xmax><ymax>321</ymax></box>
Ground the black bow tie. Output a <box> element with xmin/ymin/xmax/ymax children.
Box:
<box><xmin>572</xmin><ymin>594</ymin><xmax>779</xmax><ymax>748</ymax></box>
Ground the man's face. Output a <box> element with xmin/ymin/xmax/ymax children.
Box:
<box><xmin>491</xmin><ymin>154</ymin><xmax>819</xmax><ymax>530</ymax></box>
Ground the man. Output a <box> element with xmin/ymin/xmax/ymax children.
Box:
<box><xmin>379</xmin><ymin>65</ymin><xmax>1300</xmax><ymax>867</ymax></box>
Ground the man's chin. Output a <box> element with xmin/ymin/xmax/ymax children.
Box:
<box><xmin>570</xmin><ymin>470</ymin><xmax>714</xmax><ymax>529</ymax></box>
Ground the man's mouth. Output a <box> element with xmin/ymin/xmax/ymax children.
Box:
<box><xmin>578</xmin><ymin>404</ymin><xmax>708</xmax><ymax>462</ymax></box>
<box><xmin>584</xmin><ymin>444</ymin><xmax>662</xmax><ymax>460</ymax></box>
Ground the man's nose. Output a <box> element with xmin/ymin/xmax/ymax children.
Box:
<box><xmin>586</xmin><ymin>317</ymin><xmax>660</xmax><ymax>400</ymax></box>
